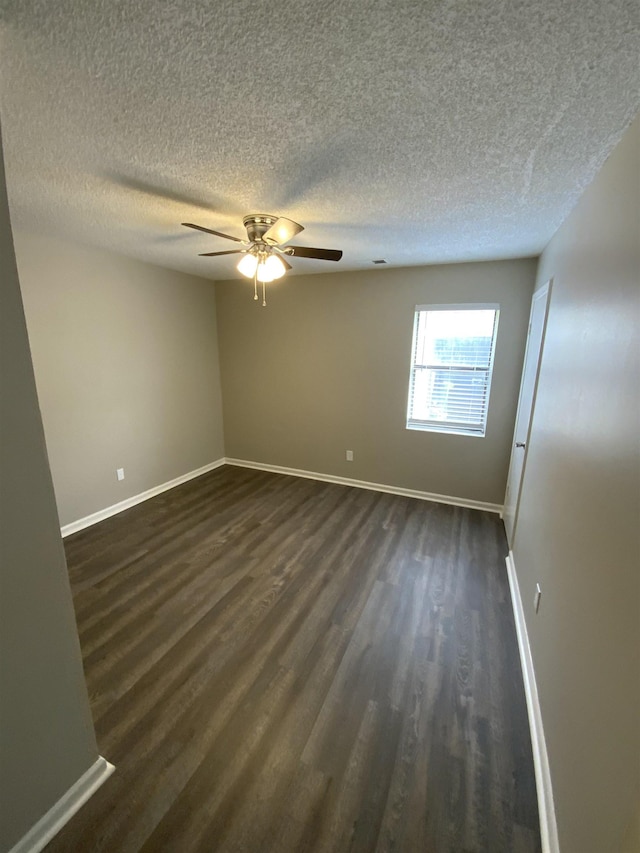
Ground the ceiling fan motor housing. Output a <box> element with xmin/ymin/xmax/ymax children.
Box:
<box><xmin>243</xmin><ymin>214</ymin><xmax>277</xmax><ymax>244</ymax></box>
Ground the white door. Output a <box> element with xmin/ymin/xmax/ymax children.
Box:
<box><xmin>503</xmin><ymin>280</ymin><xmax>552</xmax><ymax>547</ymax></box>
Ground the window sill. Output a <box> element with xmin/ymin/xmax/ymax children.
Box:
<box><xmin>406</xmin><ymin>422</ymin><xmax>486</xmax><ymax>438</ymax></box>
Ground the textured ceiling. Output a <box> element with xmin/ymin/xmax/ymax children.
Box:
<box><xmin>0</xmin><ymin>0</ymin><xmax>638</xmax><ymax>280</ymax></box>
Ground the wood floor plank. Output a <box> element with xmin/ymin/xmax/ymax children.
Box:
<box><xmin>45</xmin><ymin>465</ymin><xmax>541</xmax><ymax>853</ymax></box>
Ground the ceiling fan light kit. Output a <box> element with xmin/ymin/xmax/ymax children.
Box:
<box><xmin>237</xmin><ymin>251</ymin><xmax>286</xmax><ymax>282</ymax></box>
<box><xmin>182</xmin><ymin>214</ymin><xmax>343</xmax><ymax>307</ymax></box>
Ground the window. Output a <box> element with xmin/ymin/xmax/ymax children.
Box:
<box><xmin>406</xmin><ymin>304</ymin><xmax>499</xmax><ymax>437</ymax></box>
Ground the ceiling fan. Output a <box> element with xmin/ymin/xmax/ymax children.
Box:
<box><xmin>182</xmin><ymin>214</ymin><xmax>342</xmax><ymax>306</ymax></box>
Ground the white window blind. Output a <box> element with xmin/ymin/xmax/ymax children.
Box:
<box><xmin>406</xmin><ymin>304</ymin><xmax>499</xmax><ymax>437</ymax></box>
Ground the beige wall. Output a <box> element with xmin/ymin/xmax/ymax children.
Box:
<box><xmin>14</xmin><ymin>232</ymin><xmax>225</xmax><ymax>527</ymax></box>
<box><xmin>0</xmin><ymin>125</ymin><xmax>98</xmax><ymax>850</ymax></box>
<box><xmin>621</xmin><ymin>803</ymin><xmax>640</xmax><ymax>853</ymax></box>
<box><xmin>216</xmin><ymin>259</ymin><xmax>536</xmax><ymax>505</ymax></box>
<box><xmin>513</xmin><ymin>116</ymin><xmax>640</xmax><ymax>853</ymax></box>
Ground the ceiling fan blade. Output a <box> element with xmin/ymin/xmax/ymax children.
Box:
<box><xmin>198</xmin><ymin>250</ymin><xmax>246</xmax><ymax>257</ymax></box>
<box><xmin>182</xmin><ymin>222</ymin><xmax>244</xmax><ymax>243</ymax></box>
<box><xmin>285</xmin><ymin>246</ymin><xmax>343</xmax><ymax>261</ymax></box>
<box><xmin>262</xmin><ymin>217</ymin><xmax>304</xmax><ymax>246</ymax></box>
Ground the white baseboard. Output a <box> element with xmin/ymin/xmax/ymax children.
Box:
<box><xmin>225</xmin><ymin>458</ymin><xmax>503</xmax><ymax>514</ymax></box>
<box><xmin>8</xmin><ymin>755</ymin><xmax>115</xmax><ymax>853</ymax></box>
<box><xmin>61</xmin><ymin>458</ymin><xmax>226</xmax><ymax>537</ymax></box>
<box><xmin>61</xmin><ymin>454</ymin><xmax>502</xmax><ymax>537</ymax></box>
<box><xmin>505</xmin><ymin>551</ymin><xmax>559</xmax><ymax>853</ymax></box>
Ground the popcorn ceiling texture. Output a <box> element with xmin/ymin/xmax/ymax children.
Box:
<box><xmin>0</xmin><ymin>0</ymin><xmax>638</xmax><ymax>279</ymax></box>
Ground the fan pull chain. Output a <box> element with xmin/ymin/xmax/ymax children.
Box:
<box><xmin>253</xmin><ymin>269</ymin><xmax>258</xmax><ymax>301</ymax></box>
<box><xmin>262</xmin><ymin>280</ymin><xmax>266</xmax><ymax>307</ymax></box>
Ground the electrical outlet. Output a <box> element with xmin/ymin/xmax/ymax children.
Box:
<box><xmin>346</xmin><ymin>450</ymin><xmax>354</xmax><ymax>461</ymax></box>
<box><xmin>117</xmin><ymin>468</ymin><xmax>125</xmax><ymax>481</ymax></box>
<box><xmin>534</xmin><ymin>583</ymin><xmax>542</xmax><ymax>613</ymax></box>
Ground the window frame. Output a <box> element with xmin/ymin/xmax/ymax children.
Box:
<box><xmin>406</xmin><ymin>303</ymin><xmax>500</xmax><ymax>438</ymax></box>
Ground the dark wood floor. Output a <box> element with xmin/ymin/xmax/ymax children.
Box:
<box><xmin>46</xmin><ymin>465</ymin><xmax>540</xmax><ymax>853</ymax></box>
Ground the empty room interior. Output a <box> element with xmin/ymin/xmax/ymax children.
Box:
<box><xmin>0</xmin><ymin>3</ymin><xmax>638</xmax><ymax>853</ymax></box>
